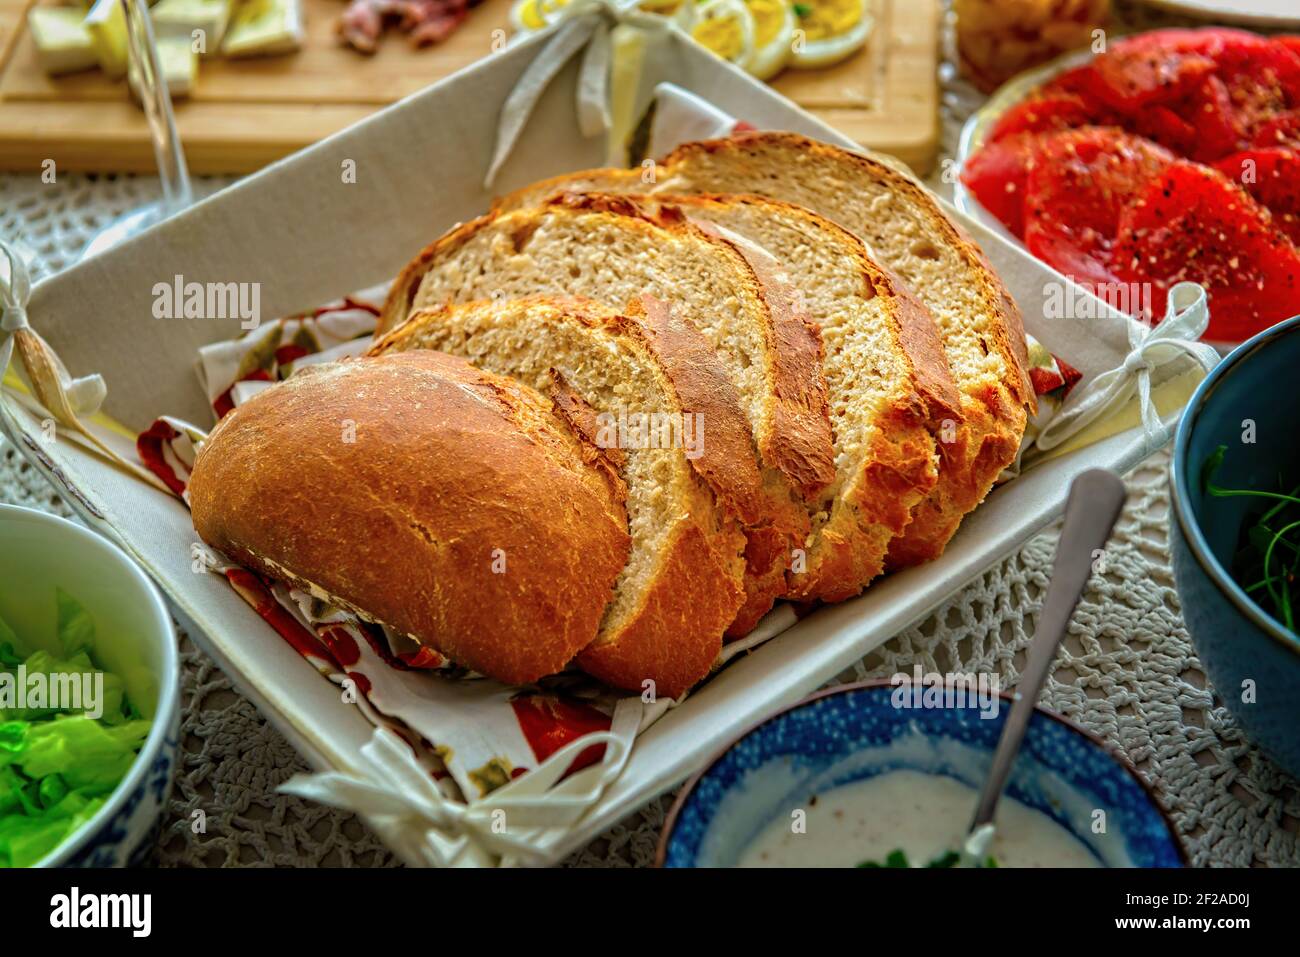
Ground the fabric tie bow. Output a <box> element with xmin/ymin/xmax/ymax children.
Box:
<box><xmin>486</xmin><ymin>0</ymin><xmax>686</xmax><ymax>187</ymax></box>
<box><xmin>279</xmin><ymin>697</ymin><xmax>644</xmax><ymax>867</ymax></box>
<box><xmin>0</xmin><ymin>237</ymin><xmax>170</xmax><ymax>492</ymax></box>
<box><xmin>1034</xmin><ymin>282</ymin><xmax>1221</xmax><ymax>459</ymax></box>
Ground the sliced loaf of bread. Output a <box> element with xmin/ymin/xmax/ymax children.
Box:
<box><xmin>655</xmin><ymin>193</ymin><xmax>963</xmax><ymax>599</ymax></box>
<box><xmin>372</xmin><ymin>295</ymin><xmax>753</xmax><ymax>698</ymax></box>
<box><xmin>655</xmin><ymin>133</ymin><xmax>1034</xmax><ymax>567</ymax></box>
<box><xmin>189</xmin><ymin>350</ymin><xmax>630</xmax><ymax>686</ymax></box>
<box><xmin>495</xmin><ymin>132</ymin><xmax>1035</xmax><ymax>567</ymax></box>
<box><xmin>378</xmin><ymin>193</ymin><xmax>836</xmax><ymax>634</ymax></box>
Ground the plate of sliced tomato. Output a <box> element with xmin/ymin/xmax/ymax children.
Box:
<box><xmin>955</xmin><ymin>27</ymin><xmax>1300</xmax><ymax>346</ymax></box>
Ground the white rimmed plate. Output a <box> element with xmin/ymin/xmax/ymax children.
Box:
<box><xmin>1139</xmin><ymin>0</ymin><xmax>1300</xmax><ymax>29</ymax></box>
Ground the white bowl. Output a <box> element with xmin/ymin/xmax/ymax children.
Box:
<box><xmin>0</xmin><ymin>504</ymin><xmax>179</xmax><ymax>867</ymax></box>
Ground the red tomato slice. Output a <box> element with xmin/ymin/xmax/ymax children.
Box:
<box><xmin>1040</xmin><ymin>63</ymin><xmax>1103</xmax><ymax>98</ymax></box>
<box><xmin>987</xmin><ymin>94</ymin><xmax>1111</xmax><ymax>143</ymax></box>
<box><xmin>1103</xmin><ymin>28</ymin><xmax>1279</xmax><ymax>65</ymax></box>
<box><xmin>960</xmin><ymin>133</ymin><xmax>1039</xmax><ymax>238</ymax></box>
<box><xmin>1085</xmin><ymin>32</ymin><xmax>1219</xmax><ymax>112</ymax></box>
<box><xmin>1213</xmin><ymin>148</ymin><xmax>1300</xmax><ymax>246</ymax></box>
<box><xmin>1022</xmin><ymin>129</ymin><xmax>1175</xmax><ymax>289</ymax></box>
<box><xmin>1212</xmin><ymin>34</ymin><xmax>1300</xmax><ymax>104</ymax></box>
<box><xmin>1187</xmin><ymin>74</ymin><xmax>1246</xmax><ymax>162</ymax></box>
<box><xmin>1132</xmin><ymin>104</ymin><xmax>1197</xmax><ymax>156</ymax></box>
<box><xmin>1196</xmin><ymin>35</ymin><xmax>1300</xmax><ymax>149</ymax></box>
<box><xmin>1103</xmin><ymin>28</ymin><xmax>1231</xmax><ymax>55</ymax></box>
<box><xmin>1252</xmin><ymin>110</ymin><xmax>1300</xmax><ymax>150</ymax></box>
<box><xmin>1113</xmin><ymin>160</ymin><xmax>1300</xmax><ymax>340</ymax></box>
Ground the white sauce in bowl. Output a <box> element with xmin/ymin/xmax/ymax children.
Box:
<box><xmin>738</xmin><ymin>770</ymin><xmax>1100</xmax><ymax>868</ymax></box>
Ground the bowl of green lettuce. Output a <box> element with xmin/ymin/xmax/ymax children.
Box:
<box><xmin>0</xmin><ymin>504</ymin><xmax>178</xmax><ymax>867</ymax></box>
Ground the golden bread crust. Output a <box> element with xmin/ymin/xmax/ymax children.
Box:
<box><xmin>658</xmin><ymin>132</ymin><xmax>1032</xmax><ymax>568</ymax></box>
<box><xmin>189</xmin><ymin>351</ymin><xmax>630</xmax><ymax>686</ymax></box>
<box><xmin>537</xmin><ymin>194</ymin><xmax>830</xmax><ymax>635</ymax></box>
<box><xmin>546</xmin><ymin>192</ymin><xmax>835</xmax><ymax>502</ymax></box>
<box><xmin>492</xmin><ymin>169</ymin><xmax>643</xmax><ymax>216</ymax></box>
<box><xmin>623</xmin><ymin>294</ymin><xmax>766</xmax><ymax>525</ymax></box>
<box><xmin>373</xmin><ymin>296</ymin><xmax>748</xmax><ymax>695</ymax></box>
<box><xmin>646</xmin><ymin>192</ymin><xmax>955</xmax><ymax>600</ymax></box>
<box><xmin>490</xmin><ymin>166</ymin><xmax>1008</xmax><ymax>586</ymax></box>
<box><xmin>577</xmin><ymin>520</ymin><xmax>740</xmax><ymax>700</ymax></box>
<box><xmin>683</xmin><ymin>213</ymin><xmax>836</xmax><ymax>502</ymax></box>
<box><xmin>379</xmin><ymin>194</ymin><xmax>832</xmax><ymax>637</ymax></box>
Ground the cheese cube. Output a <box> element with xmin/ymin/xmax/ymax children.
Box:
<box><xmin>82</xmin><ymin>0</ymin><xmax>130</xmax><ymax>78</ymax></box>
<box><xmin>28</xmin><ymin>7</ymin><xmax>99</xmax><ymax>75</ymax></box>
<box><xmin>221</xmin><ymin>0</ymin><xmax>303</xmax><ymax>58</ymax></box>
<box><xmin>128</xmin><ymin>33</ymin><xmax>198</xmax><ymax>100</ymax></box>
<box><xmin>149</xmin><ymin>0</ymin><xmax>234</xmax><ymax>56</ymax></box>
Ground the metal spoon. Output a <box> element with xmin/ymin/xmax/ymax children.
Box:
<box><xmin>963</xmin><ymin>468</ymin><xmax>1128</xmax><ymax>865</ymax></box>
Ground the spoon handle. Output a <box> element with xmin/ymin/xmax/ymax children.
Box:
<box><xmin>969</xmin><ymin>468</ymin><xmax>1128</xmax><ymax>831</ymax></box>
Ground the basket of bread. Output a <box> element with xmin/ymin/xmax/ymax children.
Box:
<box><xmin>185</xmin><ymin>130</ymin><xmax>1036</xmax><ymax>701</ymax></box>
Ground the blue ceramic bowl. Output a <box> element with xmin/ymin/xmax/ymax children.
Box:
<box><xmin>0</xmin><ymin>504</ymin><xmax>179</xmax><ymax>867</ymax></box>
<box><xmin>658</xmin><ymin>681</ymin><xmax>1186</xmax><ymax>867</ymax></box>
<box><xmin>1170</xmin><ymin>314</ymin><xmax>1300</xmax><ymax>779</ymax></box>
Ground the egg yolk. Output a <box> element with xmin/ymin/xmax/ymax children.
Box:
<box><xmin>522</xmin><ymin>0</ymin><xmax>572</xmax><ymax>29</ymax></box>
<box><xmin>749</xmin><ymin>0</ymin><xmax>786</xmax><ymax>47</ymax></box>
<box><xmin>798</xmin><ymin>0</ymin><xmax>862</xmax><ymax>41</ymax></box>
<box><xmin>694</xmin><ymin>14</ymin><xmax>746</xmax><ymax>60</ymax></box>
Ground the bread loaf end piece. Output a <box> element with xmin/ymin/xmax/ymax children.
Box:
<box><xmin>189</xmin><ymin>351</ymin><xmax>630</xmax><ymax>686</ymax></box>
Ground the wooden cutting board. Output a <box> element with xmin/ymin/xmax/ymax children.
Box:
<box><xmin>0</xmin><ymin>0</ymin><xmax>938</xmax><ymax>175</ymax></box>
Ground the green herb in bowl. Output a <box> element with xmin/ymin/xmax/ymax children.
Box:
<box><xmin>857</xmin><ymin>848</ymin><xmax>998</xmax><ymax>868</ymax></box>
<box><xmin>1201</xmin><ymin>445</ymin><xmax>1300</xmax><ymax>636</ymax></box>
<box><xmin>0</xmin><ymin>588</ymin><xmax>152</xmax><ymax>868</ymax></box>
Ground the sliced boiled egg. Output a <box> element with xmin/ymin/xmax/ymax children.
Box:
<box><xmin>508</xmin><ymin>0</ymin><xmax>572</xmax><ymax>34</ymax></box>
<box><xmin>637</xmin><ymin>0</ymin><xmax>689</xmax><ymax>16</ymax></box>
<box><xmin>790</xmin><ymin>0</ymin><xmax>872</xmax><ymax>70</ymax></box>
<box><xmin>746</xmin><ymin>0</ymin><xmax>795</xmax><ymax>80</ymax></box>
<box><xmin>690</xmin><ymin>0</ymin><xmax>756</xmax><ymax>72</ymax></box>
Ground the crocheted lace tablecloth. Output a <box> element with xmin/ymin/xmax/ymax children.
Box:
<box><xmin>3</xmin><ymin>0</ymin><xmax>1298</xmax><ymax>867</ymax></box>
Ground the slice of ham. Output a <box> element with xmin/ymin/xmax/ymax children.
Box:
<box><xmin>337</xmin><ymin>0</ymin><xmax>478</xmax><ymax>54</ymax></box>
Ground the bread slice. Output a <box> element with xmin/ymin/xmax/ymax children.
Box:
<box><xmin>372</xmin><ymin>295</ymin><xmax>755</xmax><ymax>698</ymax></box>
<box><xmin>657</xmin><ymin>193</ymin><xmax>963</xmax><ymax>600</ymax></box>
<box><xmin>495</xmin><ymin>169</ymin><xmax>645</xmax><ymax>214</ymax></box>
<box><xmin>495</xmin><ymin>132</ymin><xmax>1036</xmax><ymax>567</ymax></box>
<box><xmin>189</xmin><ymin>350</ymin><xmax>630</xmax><ymax>686</ymax></box>
<box><xmin>379</xmin><ymin>193</ymin><xmax>836</xmax><ymax>634</ymax></box>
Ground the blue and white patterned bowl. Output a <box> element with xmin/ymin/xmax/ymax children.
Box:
<box><xmin>658</xmin><ymin>681</ymin><xmax>1187</xmax><ymax>867</ymax></box>
<box><xmin>0</xmin><ymin>504</ymin><xmax>179</xmax><ymax>868</ymax></box>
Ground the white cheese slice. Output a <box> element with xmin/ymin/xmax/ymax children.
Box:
<box><xmin>128</xmin><ymin>33</ymin><xmax>198</xmax><ymax>99</ymax></box>
<box><xmin>28</xmin><ymin>7</ymin><xmax>99</xmax><ymax>75</ymax></box>
<box><xmin>149</xmin><ymin>0</ymin><xmax>235</xmax><ymax>55</ymax></box>
<box><xmin>221</xmin><ymin>0</ymin><xmax>304</xmax><ymax>58</ymax></box>
<box><xmin>82</xmin><ymin>0</ymin><xmax>130</xmax><ymax>77</ymax></box>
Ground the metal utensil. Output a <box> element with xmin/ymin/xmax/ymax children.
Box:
<box><xmin>963</xmin><ymin>468</ymin><xmax>1128</xmax><ymax>862</ymax></box>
